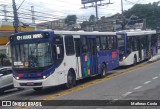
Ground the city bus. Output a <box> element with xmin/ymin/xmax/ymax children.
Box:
<box><xmin>9</xmin><ymin>30</ymin><xmax>119</xmax><ymax>91</ymax></box>
<box><xmin>117</xmin><ymin>30</ymin><xmax>157</xmax><ymax>66</ymax></box>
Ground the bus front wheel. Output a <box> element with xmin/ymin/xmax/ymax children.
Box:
<box><xmin>100</xmin><ymin>63</ymin><xmax>107</xmax><ymax>78</ymax></box>
<box><xmin>66</xmin><ymin>71</ymin><xmax>76</xmax><ymax>89</ymax></box>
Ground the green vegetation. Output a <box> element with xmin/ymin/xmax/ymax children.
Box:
<box><xmin>124</xmin><ymin>1</ymin><xmax>160</xmax><ymax>29</ymax></box>
<box><xmin>89</xmin><ymin>14</ymin><xmax>96</xmax><ymax>22</ymax></box>
<box><xmin>65</xmin><ymin>15</ymin><xmax>77</xmax><ymax>26</ymax></box>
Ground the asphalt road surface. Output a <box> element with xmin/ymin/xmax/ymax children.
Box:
<box><xmin>1</xmin><ymin>60</ymin><xmax>160</xmax><ymax>109</ymax></box>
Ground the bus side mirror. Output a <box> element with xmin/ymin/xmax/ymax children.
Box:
<box><xmin>56</xmin><ymin>46</ymin><xmax>60</xmax><ymax>55</ymax></box>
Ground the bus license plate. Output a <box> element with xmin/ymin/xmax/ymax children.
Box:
<box><xmin>26</xmin><ymin>82</ymin><xmax>34</xmax><ymax>86</ymax></box>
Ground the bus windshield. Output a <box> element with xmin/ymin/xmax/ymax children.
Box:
<box><xmin>12</xmin><ymin>42</ymin><xmax>53</xmax><ymax>68</ymax></box>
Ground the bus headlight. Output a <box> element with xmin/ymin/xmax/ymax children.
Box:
<box><xmin>43</xmin><ymin>76</ymin><xmax>47</xmax><ymax>79</ymax></box>
<box><xmin>16</xmin><ymin>76</ymin><xmax>20</xmax><ymax>80</ymax></box>
<box><xmin>123</xmin><ymin>56</ymin><xmax>126</xmax><ymax>60</ymax></box>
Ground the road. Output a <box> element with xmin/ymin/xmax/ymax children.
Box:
<box><xmin>0</xmin><ymin>60</ymin><xmax>160</xmax><ymax>109</ymax></box>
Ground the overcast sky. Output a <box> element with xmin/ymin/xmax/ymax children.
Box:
<box><xmin>0</xmin><ymin>0</ymin><xmax>160</xmax><ymax>23</ymax></box>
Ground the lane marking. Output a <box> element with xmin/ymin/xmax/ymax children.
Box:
<box><xmin>122</xmin><ymin>92</ymin><xmax>132</xmax><ymax>97</ymax></box>
<box><xmin>113</xmin><ymin>99</ymin><xmax>119</xmax><ymax>100</ymax></box>
<box><xmin>96</xmin><ymin>108</ymin><xmax>102</xmax><ymax>109</ymax></box>
<box><xmin>153</xmin><ymin>76</ymin><xmax>158</xmax><ymax>80</ymax></box>
<box><xmin>144</xmin><ymin>81</ymin><xmax>151</xmax><ymax>84</ymax></box>
<box><xmin>134</xmin><ymin>86</ymin><xmax>142</xmax><ymax>90</ymax></box>
<box><xmin>0</xmin><ymin>89</ymin><xmax>32</xmax><ymax>100</ymax></box>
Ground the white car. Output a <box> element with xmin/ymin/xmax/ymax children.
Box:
<box><xmin>0</xmin><ymin>67</ymin><xmax>13</xmax><ymax>93</ymax></box>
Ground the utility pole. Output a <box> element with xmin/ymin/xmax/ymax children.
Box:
<box><xmin>31</xmin><ymin>6</ymin><xmax>35</xmax><ymax>24</ymax></box>
<box><xmin>121</xmin><ymin>0</ymin><xmax>123</xmax><ymax>16</ymax></box>
<box><xmin>95</xmin><ymin>1</ymin><xmax>98</xmax><ymax>21</ymax></box>
<box><xmin>12</xmin><ymin>0</ymin><xmax>19</xmax><ymax>33</ymax></box>
<box><xmin>121</xmin><ymin>0</ymin><xmax>125</xmax><ymax>30</ymax></box>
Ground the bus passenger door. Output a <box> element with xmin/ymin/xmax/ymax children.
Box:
<box><xmin>74</xmin><ymin>38</ymin><xmax>82</xmax><ymax>79</ymax></box>
<box><xmin>87</xmin><ymin>38</ymin><xmax>97</xmax><ymax>75</ymax></box>
<box><xmin>80</xmin><ymin>36</ymin><xmax>97</xmax><ymax>78</ymax></box>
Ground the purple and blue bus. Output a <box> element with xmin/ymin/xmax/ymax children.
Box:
<box><xmin>10</xmin><ymin>30</ymin><xmax>119</xmax><ymax>91</ymax></box>
<box><xmin>117</xmin><ymin>30</ymin><xmax>157</xmax><ymax>66</ymax></box>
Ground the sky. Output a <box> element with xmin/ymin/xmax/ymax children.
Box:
<box><xmin>0</xmin><ymin>0</ymin><xmax>160</xmax><ymax>23</ymax></box>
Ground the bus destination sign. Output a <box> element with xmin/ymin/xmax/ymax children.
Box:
<box><xmin>17</xmin><ymin>34</ymin><xmax>43</xmax><ymax>40</ymax></box>
<box><xmin>11</xmin><ymin>33</ymin><xmax>48</xmax><ymax>41</ymax></box>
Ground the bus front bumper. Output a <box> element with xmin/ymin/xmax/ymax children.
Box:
<box><xmin>13</xmin><ymin>75</ymin><xmax>60</xmax><ymax>88</ymax></box>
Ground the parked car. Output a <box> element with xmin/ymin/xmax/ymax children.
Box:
<box><xmin>0</xmin><ymin>67</ymin><xmax>14</xmax><ymax>93</ymax></box>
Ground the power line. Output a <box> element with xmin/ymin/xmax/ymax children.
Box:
<box><xmin>17</xmin><ymin>0</ymin><xmax>26</xmax><ymax>10</ymax></box>
<box><xmin>0</xmin><ymin>14</ymin><xmax>60</xmax><ymax>23</ymax></box>
<box><xmin>19</xmin><ymin>7</ymin><xmax>67</xmax><ymax>16</ymax></box>
<box><xmin>24</xmin><ymin>1</ymin><xmax>80</xmax><ymax>10</ymax></box>
<box><xmin>82</xmin><ymin>0</ymin><xmax>113</xmax><ymax>20</ymax></box>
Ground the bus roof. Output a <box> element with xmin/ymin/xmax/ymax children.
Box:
<box><xmin>117</xmin><ymin>30</ymin><xmax>156</xmax><ymax>36</ymax></box>
<box><xmin>54</xmin><ymin>30</ymin><xmax>116</xmax><ymax>35</ymax></box>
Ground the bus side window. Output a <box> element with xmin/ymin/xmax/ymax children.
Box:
<box><xmin>127</xmin><ymin>37</ymin><xmax>132</xmax><ymax>53</ymax></box>
<box><xmin>100</xmin><ymin>36</ymin><xmax>106</xmax><ymax>50</ymax></box>
<box><xmin>54</xmin><ymin>35</ymin><xmax>64</xmax><ymax>59</ymax></box>
<box><xmin>106</xmin><ymin>36</ymin><xmax>109</xmax><ymax>50</ymax></box>
<box><xmin>81</xmin><ymin>36</ymin><xmax>87</xmax><ymax>53</ymax></box>
<box><xmin>108</xmin><ymin>36</ymin><xmax>113</xmax><ymax>49</ymax></box>
<box><xmin>74</xmin><ymin>38</ymin><xmax>80</xmax><ymax>57</ymax></box>
<box><xmin>133</xmin><ymin>36</ymin><xmax>138</xmax><ymax>51</ymax></box>
<box><xmin>141</xmin><ymin>36</ymin><xmax>145</xmax><ymax>49</ymax></box>
<box><xmin>65</xmin><ymin>35</ymin><xmax>75</xmax><ymax>56</ymax></box>
<box><xmin>113</xmin><ymin>36</ymin><xmax>117</xmax><ymax>49</ymax></box>
<box><xmin>132</xmin><ymin>36</ymin><xmax>135</xmax><ymax>51</ymax></box>
<box><xmin>96</xmin><ymin>36</ymin><xmax>100</xmax><ymax>51</ymax></box>
<box><xmin>151</xmin><ymin>34</ymin><xmax>157</xmax><ymax>46</ymax></box>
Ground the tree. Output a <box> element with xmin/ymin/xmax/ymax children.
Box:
<box><xmin>81</xmin><ymin>21</ymin><xmax>89</xmax><ymax>29</ymax></box>
<box><xmin>89</xmin><ymin>15</ymin><xmax>96</xmax><ymax>22</ymax></box>
<box><xmin>65</xmin><ymin>15</ymin><xmax>77</xmax><ymax>26</ymax></box>
<box><xmin>123</xmin><ymin>2</ymin><xmax>160</xmax><ymax>29</ymax></box>
<box><xmin>101</xmin><ymin>16</ymin><xmax>106</xmax><ymax>20</ymax></box>
<box><xmin>0</xmin><ymin>54</ymin><xmax>7</xmax><ymax>66</ymax></box>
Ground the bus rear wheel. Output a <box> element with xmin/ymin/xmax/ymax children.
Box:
<box><xmin>66</xmin><ymin>71</ymin><xmax>76</xmax><ymax>89</ymax></box>
<box><xmin>100</xmin><ymin>63</ymin><xmax>107</xmax><ymax>78</ymax></box>
<box><xmin>33</xmin><ymin>87</ymin><xmax>43</xmax><ymax>91</ymax></box>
